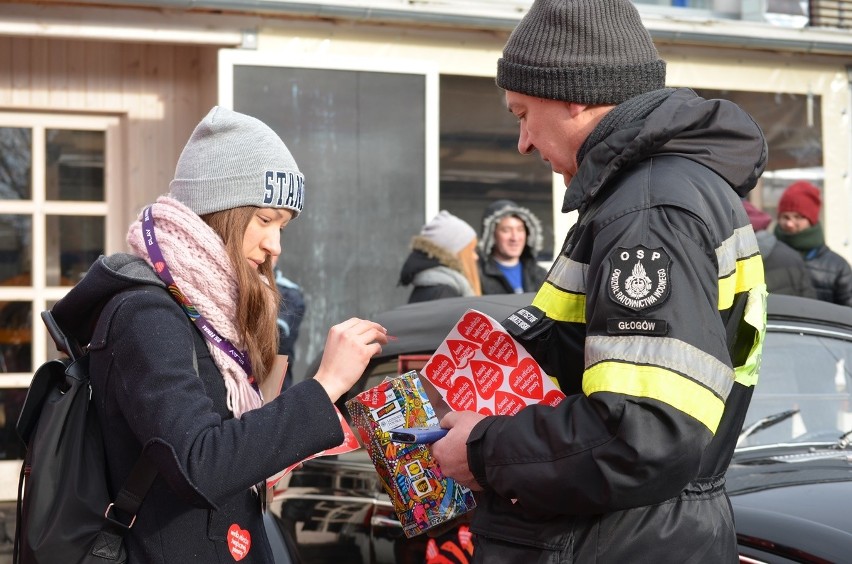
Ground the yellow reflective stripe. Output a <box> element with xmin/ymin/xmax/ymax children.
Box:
<box><xmin>586</xmin><ymin>335</ymin><xmax>733</xmax><ymax>400</ymax></box>
<box><xmin>584</xmin><ymin>362</ymin><xmax>725</xmax><ymax>433</ymax></box>
<box><xmin>532</xmin><ymin>282</ymin><xmax>586</xmax><ymax>323</ymax></box>
<box><xmin>718</xmin><ymin>254</ymin><xmax>765</xmax><ymax>310</ymax></box>
<box><xmin>547</xmin><ymin>255</ymin><xmax>587</xmax><ymax>293</ymax></box>
<box><xmin>736</xmin><ymin>284</ymin><xmax>767</xmax><ymax>387</ymax></box>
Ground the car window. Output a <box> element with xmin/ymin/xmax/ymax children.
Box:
<box><xmin>743</xmin><ymin>327</ymin><xmax>852</xmax><ymax>447</ymax></box>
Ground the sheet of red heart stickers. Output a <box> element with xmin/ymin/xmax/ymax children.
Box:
<box><xmin>421</xmin><ymin>309</ymin><xmax>565</xmax><ymax>415</ymax></box>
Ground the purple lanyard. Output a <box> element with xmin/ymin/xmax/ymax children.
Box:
<box><xmin>141</xmin><ymin>205</ymin><xmax>255</xmax><ymax>381</ymax></box>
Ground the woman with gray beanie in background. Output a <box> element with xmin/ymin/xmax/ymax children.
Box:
<box><xmin>49</xmin><ymin>106</ymin><xmax>389</xmax><ymax>562</ymax></box>
<box><xmin>398</xmin><ymin>210</ymin><xmax>482</xmax><ymax>303</ymax></box>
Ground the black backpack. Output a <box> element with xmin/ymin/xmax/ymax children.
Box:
<box><xmin>13</xmin><ymin>295</ymin><xmax>158</xmax><ymax>564</ymax></box>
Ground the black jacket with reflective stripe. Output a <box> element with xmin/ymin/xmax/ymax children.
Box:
<box><xmin>466</xmin><ymin>88</ymin><xmax>768</xmax><ymax>563</ymax></box>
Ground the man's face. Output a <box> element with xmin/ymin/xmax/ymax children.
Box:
<box><xmin>492</xmin><ymin>215</ymin><xmax>527</xmax><ymax>262</ymax></box>
<box><xmin>778</xmin><ymin>211</ymin><xmax>812</xmax><ymax>234</ymax></box>
<box><xmin>505</xmin><ymin>90</ymin><xmax>587</xmax><ymax>186</ymax></box>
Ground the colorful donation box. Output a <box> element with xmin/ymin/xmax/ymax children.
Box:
<box><xmin>345</xmin><ymin>370</ymin><xmax>476</xmax><ymax>538</ymax></box>
<box><xmin>345</xmin><ymin>309</ymin><xmax>566</xmax><ymax>537</ymax></box>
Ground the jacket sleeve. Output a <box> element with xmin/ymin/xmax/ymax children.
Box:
<box><xmin>832</xmin><ymin>253</ymin><xmax>852</xmax><ymax>307</ymax></box>
<box><xmin>91</xmin><ymin>290</ymin><xmax>343</xmax><ymax>507</ymax></box>
<box><xmin>468</xmin><ymin>203</ymin><xmax>740</xmax><ymax>516</ymax></box>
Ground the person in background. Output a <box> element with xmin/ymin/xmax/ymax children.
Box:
<box><xmin>743</xmin><ymin>199</ymin><xmax>816</xmax><ymax>298</ymax></box>
<box><xmin>431</xmin><ymin>0</ymin><xmax>768</xmax><ymax>561</ymax></box>
<box><xmin>477</xmin><ymin>199</ymin><xmax>548</xmax><ymax>295</ymax></box>
<box><xmin>774</xmin><ymin>180</ymin><xmax>852</xmax><ymax>306</ymax></box>
<box><xmin>274</xmin><ymin>267</ymin><xmax>306</xmax><ymax>390</ymax></box>
<box><xmin>398</xmin><ymin>210</ymin><xmax>482</xmax><ymax>303</ymax></box>
<box><xmin>50</xmin><ymin>106</ymin><xmax>389</xmax><ymax>562</ymax></box>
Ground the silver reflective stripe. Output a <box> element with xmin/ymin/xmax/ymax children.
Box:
<box><xmin>716</xmin><ymin>225</ymin><xmax>760</xmax><ymax>279</ymax></box>
<box><xmin>585</xmin><ymin>335</ymin><xmax>735</xmax><ymax>400</ymax></box>
<box><xmin>547</xmin><ymin>255</ymin><xmax>588</xmax><ymax>293</ymax></box>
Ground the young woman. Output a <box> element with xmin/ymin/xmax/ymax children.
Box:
<box><xmin>51</xmin><ymin>106</ymin><xmax>388</xmax><ymax>562</ymax></box>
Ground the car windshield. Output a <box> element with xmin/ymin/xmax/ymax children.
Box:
<box><xmin>740</xmin><ymin>326</ymin><xmax>852</xmax><ymax>448</ymax></box>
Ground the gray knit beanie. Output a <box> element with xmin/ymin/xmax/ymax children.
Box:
<box><xmin>497</xmin><ymin>0</ymin><xmax>666</xmax><ymax>104</ymax></box>
<box><xmin>169</xmin><ymin>106</ymin><xmax>304</xmax><ymax>217</ymax></box>
<box><xmin>419</xmin><ymin>211</ymin><xmax>477</xmax><ymax>254</ymax></box>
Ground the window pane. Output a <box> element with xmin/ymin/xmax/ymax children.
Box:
<box><xmin>439</xmin><ymin>75</ymin><xmax>554</xmax><ymax>261</ymax></box>
<box><xmin>745</xmin><ymin>330</ymin><xmax>852</xmax><ymax>446</ymax></box>
<box><xmin>45</xmin><ymin>129</ymin><xmax>105</xmax><ymax>202</ymax></box>
<box><xmin>694</xmin><ymin>89</ymin><xmax>823</xmax><ymax>218</ymax></box>
<box><xmin>0</xmin><ymin>127</ymin><xmax>32</xmax><ymax>201</ymax></box>
<box><xmin>0</xmin><ymin>300</ymin><xmax>31</xmax><ymax>373</ymax></box>
<box><xmin>46</xmin><ymin>215</ymin><xmax>104</xmax><ymax>284</ymax></box>
<box><xmin>0</xmin><ymin>388</ymin><xmax>28</xmax><ymax>459</ymax></box>
<box><xmin>0</xmin><ymin>215</ymin><xmax>31</xmax><ymax>286</ymax></box>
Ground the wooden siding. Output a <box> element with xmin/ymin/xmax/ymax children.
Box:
<box><xmin>0</xmin><ymin>36</ymin><xmax>218</xmax><ymax>251</ymax></box>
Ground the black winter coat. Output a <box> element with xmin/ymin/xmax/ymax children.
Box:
<box><xmin>478</xmin><ymin>255</ymin><xmax>547</xmax><ymax>295</ymax></box>
<box><xmin>804</xmin><ymin>245</ymin><xmax>852</xmax><ymax>306</ymax></box>
<box><xmin>466</xmin><ymin>88</ymin><xmax>767</xmax><ymax>563</ymax></box>
<box><xmin>755</xmin><ymin>231</ymin><xmax>817</xmax><ymax>298</ymax></box>
<box><xmin>51</xmin><ymin>254</ymin><xmax>344</xmax><ymax>563</ymax></box>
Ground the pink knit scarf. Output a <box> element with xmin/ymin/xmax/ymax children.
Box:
<box><xmin>127</xmin><ymin>196</ymin><xmax>263</xmax><ymax>418</ymax></box>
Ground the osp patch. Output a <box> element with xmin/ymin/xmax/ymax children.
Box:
<box><xmin>608</xmin><ymin>246</ymin><xmax>671</xmax><ymax>311</ymax></box>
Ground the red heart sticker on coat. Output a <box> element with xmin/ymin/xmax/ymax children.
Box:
<box><xmin>422</xmin><ymin>354</ymin><xmax>456</xmax><ymax>390</ymax></box>
<box><xmin>447</xmin><ymin>339</ymin><xmax>478</xmax><ymax>369</ymax></box>
<box><xmin>357</xmin><ymin>381</ymin><xmax>391</xmax><ymax>408</ymax></box>
<box><xmin>457</xmin><ymin>311</ymin><xmax>493</xmax><ymax>344</ymax></box>
<box><xmin>481</xmin><ymin>332</ymin><xmax>518</xmax><ymax>367</ymax></box>
<box><xmin>227</xmin><ymin>524</ymin><xmax>251</xmax><ymax>561</ymax></box>
<box><xmin>542</xmin><ymin>389</ymin><xmax>566</xmax><ymax>407</ymax></box>
<box><xmin>470</xmin><ymin>360</ymin><xmax>503</xmax><ymax>400</ymax></box>
<box><xmin>494</xmin><ymin>391</ymin><xmax>526</xmax><ymax>415</ymax></box>
<box><xmin>509</xmin><ymin>358</ymin><xmax>544</xmax><ymax>400</ymax></box>
<box><xmin>447</xmin><ymin>376</ymin><xmax>477</xmax><ymax>411</ymax></box>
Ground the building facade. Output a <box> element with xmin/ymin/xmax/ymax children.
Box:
<box><xmin>0</xmin><ymin>0</ymin><xmax>850</xmax><ymax>508</ymax></box>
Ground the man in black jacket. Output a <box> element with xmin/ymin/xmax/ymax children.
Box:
<box><xmin>432</xmin><ymin>1</ymin><xmax>768</xmax><ymax>562</ymax></box>
<box><xmin>743</xmin><ymin>199</ymin><xmax>816</xmax><ymax>298</ymax></box>
<box><xmin>477</xmin><ymin>199</ymin><xmax>548</xmax><ymax>295</ymax></box>
<box><xmin>774</xmin><ymin>180</ymin><xmax>852</xmax><ymax>306</ymax></box>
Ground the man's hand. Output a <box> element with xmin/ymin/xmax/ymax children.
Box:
<box><xmin>431</xmin><ymin>410</ymin><xmax>487</xmax><ymax>491</ymax></box>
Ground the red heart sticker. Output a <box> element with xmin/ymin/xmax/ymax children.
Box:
<box><xmin>447</xmin><ymin>339</ymin><xmax>478</xmax><ymax>369</ymax></box>
<box><xmin>357</xmin><ymin>381</ymin><xmax>391</xmax><ymax>408</ymax></box>
<box><xmin>494</xmin><ymin>391</ymin><xmax>526</xmax><ymax>416</ymax></box>
<box><xmin>509</xmin><ymin>358</ymin><xmax>544</xmax><ymax>400</ymax></box>
<box><xmin>457</xmin><ymin>311</ymin><xmax>493</xmax><ymax>344</ymax></box>
<box><xmin>447</xmin><ymin>376</ymin><xmax>477</xmax><ymax>411</ymax></box>
<box><xmin>542</xmin><ymin>389</ymin><xmax>566</xmax><ymax>407</ymax></box>
<box><xmin>481</xmin><ymin>332</ymin><xmax>518</xmax><ymax>367</ymax></box>
<box><xmin>227</xmin><ymin>524</ymin><xmax>251</xmax><ymax>561</ymax></box>
<box><xmin>422</xmin><ymin>354</ymin><xmax>456</xmax><ymax>390</ymax></box>
<box><xmin>470</xmin><ymin>360</ymin><xmax>503</xmax><ymax>400</ymax></box>
<box><xmin>478</xmin><ymin>407</ymin><xmax>493</xmax><ymax>416</ymax></box>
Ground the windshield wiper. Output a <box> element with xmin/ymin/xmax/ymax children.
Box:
<box><xmin>835</xmin><ymin>428</ymin><xmax>852</xmax><ymax>449</ymax></box>
<box><xmin>737</xmin><ymin>409</ymin><xmax>799</xmax><ymax>446</ymax></box>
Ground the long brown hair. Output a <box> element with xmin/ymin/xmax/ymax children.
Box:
<box><xmin>202</xmin><ymin>207</ymin><xmax>280</xmax><ymax>384</ymax></box>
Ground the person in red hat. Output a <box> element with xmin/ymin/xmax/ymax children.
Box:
<box><xmin>775</xmin><ymin>180</ymin><xmax>852</xmax><ymax>306</ymax></box>
<box><xmin>742</xmin><ymin>199</ymin><xmax>815</xmax><ymax>298</ymax></box>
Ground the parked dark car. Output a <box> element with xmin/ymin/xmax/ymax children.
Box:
<box><xmin>266</xmin><ymin>293</ymin><xmax>852</xmax><ymax>564</ymax></box>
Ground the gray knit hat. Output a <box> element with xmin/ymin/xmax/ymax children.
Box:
<box><xmin>497</xmin><ymin>0</ymin><xmax>666</xmax><ymax>105</ymax></box>
<box><xmin>169</xmin><ymin>106</ymin><xmax>304</xmax><ymax>217</ymax></box>
<box><xmin>419</xmin><ymin>211</ymin><xmax>477</xmax><ymax>254</ymax></box>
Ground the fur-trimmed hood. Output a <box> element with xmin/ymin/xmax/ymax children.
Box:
<box><xmin>478</xmin><ymin>199</ymin><xmax>544</xmax><ymax>259</ymax></box>
<box><xmin>399</xmin><ymin>235</ymin><xmax>465</xmax><ymax>286</ymax></box>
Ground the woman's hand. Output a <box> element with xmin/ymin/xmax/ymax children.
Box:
<box><xmin>313</xmin><ymin>318</ymin><xmax>388</xmax><ymax>402</ymax></box>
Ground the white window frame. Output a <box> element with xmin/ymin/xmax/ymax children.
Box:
<box><xmin>0</xmin><ymin>112</ymin><xmax>119</xmax><ymax>386</ymax></box>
